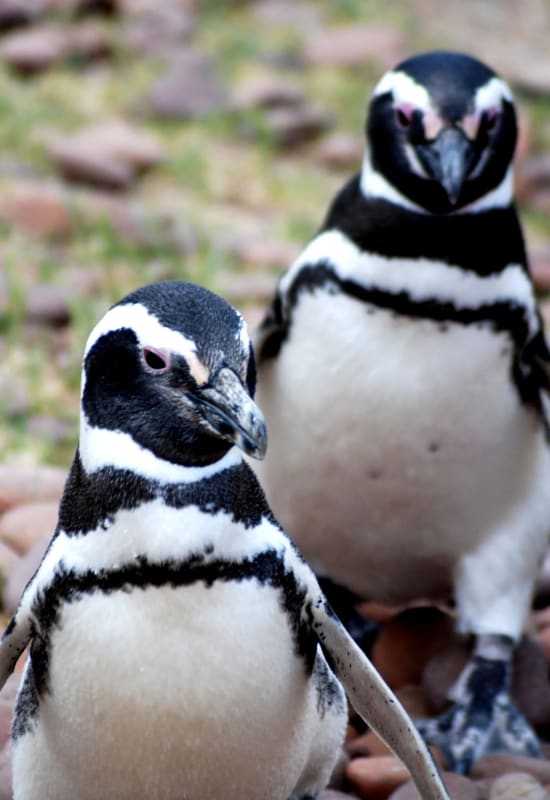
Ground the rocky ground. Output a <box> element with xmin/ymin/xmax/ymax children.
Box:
<box><xmin>0</xmin><ymin>0</ymin><xmax>550</xmax><ymax>798</ymax></box>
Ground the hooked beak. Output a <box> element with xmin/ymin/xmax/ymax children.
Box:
<box><xmin>197</xmin><ymin>367</ymin><xmax>267</xmax><ymax>460</ymax></box>
<box><xmin>416</xmin><ymin>127</ymin><xmax>476</xmax><ymax>206</ymax></box>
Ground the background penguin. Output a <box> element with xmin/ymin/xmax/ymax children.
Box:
<box><xmin>253</xmin><ymin>51</ymin><xmax>550</xmax><ymax>774</ymax></box>
<box><xmin>0</xmin><ymin>280</ymin><xmax>449</xmax><ymax>800</ymax></box>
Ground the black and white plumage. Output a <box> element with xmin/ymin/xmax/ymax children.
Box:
<box><xmin>253</xmin><ymin>51</ymin><xmax>550</xmax><ymax>773</ymax></box>
<box><xmin>0</xmin><ymin>281</ymin><xmax>449</xmax><ymax>800</ymax></box>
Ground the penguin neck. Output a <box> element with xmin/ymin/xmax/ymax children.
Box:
<box><xmin>78</xmin><ymin>415</ymin><xmax>243</xmax><ymax>486</ymax></box>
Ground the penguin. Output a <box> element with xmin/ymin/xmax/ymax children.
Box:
<box><xmin>0</xmin><ymin>281</ymin><xmax>449</xmax><ymax>800</ymax></box>
<box><xmin>253</xmin><ymin>51</ymin><xmax>550</xmax><ymax>774</ymax></box>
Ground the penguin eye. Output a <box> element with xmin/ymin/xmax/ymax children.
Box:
<box><xmin>485</xmin><ymin>108</ymin><xmax>500</xmax><ymax>132</ymax></box>
<box><xmin>395</xmin><ymin>104</ymin><xmax>413</xmax><ymax>130</ymax></box>
<box><xmin>142</xmin><ymin>347</ymin><xmax>170</xmax><ymax>373</ymax></box>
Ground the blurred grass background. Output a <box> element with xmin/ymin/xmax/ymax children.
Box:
<box><xmin>0</xmin><ymin>0</ymin><xmax>549</xmax><ymax>468</ymax></box>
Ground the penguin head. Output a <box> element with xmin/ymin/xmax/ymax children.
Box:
<box><xmin>79</xmin><ymin>281</ymin><xmax>267</xmax><ymax>476</ymax></box>
<box><xmin>364</xmin><ymin>50</ymin><xmax>517</xmax><ymax>213</ymax></box>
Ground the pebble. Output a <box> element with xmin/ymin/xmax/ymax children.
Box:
<box><xmin>489</xmin><ymin>772</ymin><xmax>548</xmax><ymax>800</ymax></box>
<box><xmin>0</xmin><ymin>500</ymin><xmax>59</xmax><ymax>555</ymax></box>
<box><xmin>0</xmin><ymin>465</ymin><xmax>66</xmax><ymax>513</ymax></box>
<box><xmin>121</xmin><ymin>0</ymin><xmax>194</xmax><ymax>55</ymax></box>
<box><xmin>371</xmin><ymin>605</ymin><xmax>455</xmax><ymax>690</ymax></box>
<box><xmin>303</xmin><ymin>24</ymin><xmax>406</xmax><ymax>71</ymax></box>
<box><xmin>346</xmin><ymin>755</ymin><xmax>410</xmax><ymax>800</ymax></box>
<box><xmin>232</xmin><ymin>73</ymin><xmax>304</xmax><ymax>111</ymax></box>
<box><xmin>314</xmin><ymin>133</ymin><xmax>363</xmax><ymax>171</ymax></box>
<box><xmin>0</xmin><ymin>744</ymin><xmax>12</xmax><ymax>800</ymax></box>
<box><xmin>0</xmin><ymin>0</ymin><xmax>42</xmax><ymax>30</ymax></box>
<box><xmin>0</xmin><ymin>540</ymin><xmax>20</xmax><ymax>584</ymax></box>
<box><xmin>146</xmin><ymin>49</ymin><xmax>228</xmax><ymax>119</ymax></box>
<box><xmin>46</xmin><ymin>119</ymin><xmax>163</xmax><ymax>190</ymax></box>
<box><xmin>422</xmin><ymin>638</ymin><xmax>470</xmax><ymax>714</ymax></box>
<box><xmin>471</xmin><ymin>754</ymin><xmax>550</xmax><ymax>784</ymax></box>
<box><xmin>0</xmin><ymin>183</ymin><xmax>73</xmax><ymax>241</ymax></box>
<box><xmin>529</xmin><ymin>245</ymin><xmax>550</xmax><ymax>293</ymax></box>
<box><xmin>263</xmin><ymin>104</ymin><xmax>332</xmax><ymax>148</ymax></box>
<box><xmin>388</xmin><ymin>772</ymin><xmax>477</xmax><ymax>800</ymax></box>
<box><xmin>26</xmin><ymin>283</ymin><xmax>71</xmax><ymax>327</ymax></box>
<box><xmin>0</xmin><ymin>24</ymin><xmax>66</xmax><ymax>73</ymax></box>
<box><xmin>0</xmin><ymin>675</ymin><xmax>20</xmax><ymax>749</ymax></box>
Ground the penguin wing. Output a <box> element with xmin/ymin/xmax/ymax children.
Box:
<box><xmin>309</xmin><ymin>599</ymin><xmax>450</xmax><ymax>800</ymax></box>
<box><xmin>0</xmin><ymin>602</ymin><xmax>33</xmax><ymax>690</ymax></box>
<box><xmin>253</xmin><ymin>289</ymin><xmax>289</xmax><ymax>362</ymax></box>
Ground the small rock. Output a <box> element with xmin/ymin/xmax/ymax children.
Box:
<box><xmin>0</xmin><ymin>500</ymin><xmax>59</xmax><ymax>555</ymax></box>
<box><xmin>319</xmin><ymin>791</ymin><xmax>359</xmax><ymax>800</ymax></box>
<box><xmin>516</xmin><ymin>153</ymin><xmax>550</xmax><ymax>203</ymax></box>
<box><xmin>48</xmin><ymin>139</ymin><xmax>134</xmax><ymax>190</ymax></box>
<box><xmin>147</xmin><ymin>49</ymin><xmax>228</xmax><ymax>119</ymax></box>
<box><xmin>347</xmin><ymin>755</ymin><xmax>410</xmax><ymax>800</ymax></box>
<box><xmin>529</xmin><ymin>245</ymin><xmax>550</xmax><ymax>293</ymax></box>
<box><xmin>303</xmin><ymin>24</ymin><xmax>406</xmax><ymax>71</ymax></box>
<box><xmin>471</xmin><ymin>754</ymin><xmax>550</xmax><ymax>785</ymax></box>
<box><xmin>489</xmin><ymin>772</ymin><xmax>548</xmax><ymax>800</ymax></box>
<box><xmin>264</xmin><ymin>104</ymin><xmax>332</xmax><ymax>148</ymax></box>
<box><xmin>389</xmin><ymin>772</ymin><xmax>477</xmax><ymax>800</ymax></box>
<box><xmin>0</xmin><ymin>0</ymin><xmax>44</xmax><ymax>30</ymax></box>
<box><xmin>0</xmin><ymin>540</ymin><xmax>20</xmax><ymax>586</ymax></box>
<box><xmin>66</xmin><ymin>20</ymin><xmax>112</xmax><ymax>62</ymax></box>
<box><xmin>232</xmin><ymin>73</ymin><xmax>304</xmax><ymax>111</ymax></box>
<box><xmin>26</xmin><ymin>283</ymin><xmax>71</xmax><ymax>327</ymax></box>
<box><xmin>27</xmin><ymin>415</ymin><xmax>75</xmax><ymax>446</ymax></box>
<box><xmin>0</xmin><ymin>24</ymin><xmax>67</xmax><ymax>74</ymax></box>
<box><xmin>121</xmin><ymin>0</ymin><xmax>194</xmax><ymax>55</ymax></box>
<box><xmin>47</xmin><ymin>119</ymin><xmax>163</xmax><ymax>190</ymax></box>
<box><xmin>4</xmin><ymin>537</ymin><xmax>50</xmax><ymax>614</ymax></box>
<box><xmin>422</xmin><ymin>638</ymin><xmax>470</xmax><ymax>714</ymax></box>
<box><xmin>371</xmin><ymin>605</ymin><xmax>455</xmax><ymax>690</ymax></box>
<box><xmin>314</xmin><ymin>133</ymin><xmax>363</xmax><ymax>171</ymax></box>
<box><xmin>0</xmin><ymin>465</ymin><xmax>66</xmax><ymax>514</ymax></box>
<box><xmin>231</xmin><ymin>237</ymin><xmax>299</xmax><ymax>269</ymax></box>
<box><xmin>512</xmin><ymin>636</ymin><xmax>550</xmax><ymax>730</ymax></box>
<box><xmin>216</xmin><ymin>272</ymin><xmax>279</xmax><ymax>304</ymax></box>
<box><xmin>0</xmin><ymin>183</ymin><xmax>73</xmax><ymax>240</ymax></box>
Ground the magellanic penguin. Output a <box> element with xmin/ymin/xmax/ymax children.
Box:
<box><xmin>253</xmin><ymin>51</ymin><xmax>550</xmax><ymax>773</ymax></box>
<box><xmin>0</xmin><ymin>281</ymin><xmax>449</xmax><ymax>800</ymax></box>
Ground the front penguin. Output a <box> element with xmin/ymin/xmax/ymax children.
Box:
<box><xmin>0</xmin><ymin>281</ymin><xmax>449</xmax><ymax>800</ymax></box>
<box><xmin>253</xmin><ymin>51</ymin><xmax>550</xmax><ymax>773</ymax></box>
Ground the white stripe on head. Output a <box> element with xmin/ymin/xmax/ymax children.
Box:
<box><xmin>373</xmin><ymin>69</ymin><xmax>432</xmax><ymax>111</ymax></box>
<box><xmin>360</xmin><ymin>153</ymin><xmax>429</xmax><ymax>213</ymax></box>
<box><xmin>474</xmin><ymin>76</ymin><xmax>513</xmax><ymax>112</ymax></box>
<box><xmin>82</xmin><ymin>302</ymin><xmax>209</xmax><ymax>394</ymax></box>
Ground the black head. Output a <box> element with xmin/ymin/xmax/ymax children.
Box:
<box><xmin>80</xmin><ymin>281</ymin><xmax>266</xmax><ymax>476</ymax></box>
<box><xmin>365</xmin><ymin>51</ymin><xmax>517</xmax><ymax>213</ymax></box>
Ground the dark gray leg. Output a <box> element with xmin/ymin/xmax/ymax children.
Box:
<box><xmin>416</xmin><ymin>634</ymin><xmax>539</xmax><ymax>774</ymax></box>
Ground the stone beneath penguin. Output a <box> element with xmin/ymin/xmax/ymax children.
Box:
<box><xmin>0</xmin><ymin>281</ymin><xmax>449</xmax><ymax>800</ymax></box>
<box><xmin>253</xmin><ymin>50</ymin><xmax>550</xmax><ymax>774</ymax></box>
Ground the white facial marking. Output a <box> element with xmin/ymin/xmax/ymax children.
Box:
<box><xmin>373</xmin><ymin>69</ymin><xmax>431</xmax><ymax>111</ymax></box>
<box><xmin>474</xmin><ymin>76</ymin><xmax>513</xmax><ymax>112</ymax></box>
<box><xmin>360</xmin><ymin>154</ymin><xmax>514</xmax><ymax>213</ymax></box>
<box><xmin>360</xmin><ymin>154</ymin><xmax>429</xmax><ymax>213</ymax></box>
<box><xmin>83</xmin><ymin>302</ymin><xmax>210</xmax><ymax>390</ymax></box>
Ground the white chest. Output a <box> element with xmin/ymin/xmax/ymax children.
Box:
<box><xmin>256</xmin><ymin>290</ymin><xmax>548</xmax><ymax>601</ymax></box>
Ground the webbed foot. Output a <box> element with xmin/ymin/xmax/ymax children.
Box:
<box><xmin>416</xmin><ymin>641</ymin><xmax>539</xmax><ymax>774</ymax></box>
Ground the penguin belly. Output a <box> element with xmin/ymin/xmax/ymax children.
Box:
<box><xmin>12</xmin><ymin>579</ymin><xmax>344</xmax><ymax>800</ymax></box>
<box><xmin>255</xmin><ymin>291</ymin><xmax>548</xmax><ymax>602</ymax></box>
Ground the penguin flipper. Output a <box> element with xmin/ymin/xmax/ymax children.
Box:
<box><xmin>310</xmin><ymin>600</ymin><xmax>450</xmax><ymax>800</ymax></box>
<box><xmin>416</xmin><ymin>651</ymin><xmax>539</xmax><ymax>774</ymax></box>
<box><xmin>0</xmin><ymin>606</ymin><xmax>33</xmax><ymax>690</ymax></box>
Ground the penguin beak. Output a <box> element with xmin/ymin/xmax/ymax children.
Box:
<box><xmin>197</xmin><ymin>367</ymin><xmax>268</xmax><ymax>460</ymax></box>
<box><xmin>416</xmin><ymin>126</ymin><xmax>476</xmax><ymax>206</ymax></box>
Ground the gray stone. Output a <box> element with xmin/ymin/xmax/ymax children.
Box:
<box><xmin>147</xmin><ymin>50</ymin><xmax>228</xmax><ymax>119</ymax></box>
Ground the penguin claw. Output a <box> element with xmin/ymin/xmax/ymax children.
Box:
<box><xmin>416</xmin><ymin>656</ymin><xmax>540</xmax><ymax>774</ymax></box>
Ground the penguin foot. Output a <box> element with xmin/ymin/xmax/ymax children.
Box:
<box><xmin>416</xmin><ymin>653</ymin><xmax>539</xmax><ymax>774</ymax></box>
